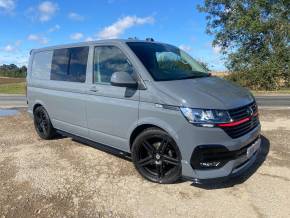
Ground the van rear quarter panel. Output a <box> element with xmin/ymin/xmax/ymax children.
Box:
<box><xmin>27</xmin><ymin>79</ymin><xmax>88</xmax><ymax>137</ymax></box>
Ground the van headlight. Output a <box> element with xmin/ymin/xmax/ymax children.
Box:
<box><xmin>180</xmin><ymin>107</ymin><xmax>231</xmax><ymax>127</ymax></box>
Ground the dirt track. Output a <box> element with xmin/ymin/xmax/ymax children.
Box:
<box><xmin>0</xmin><ymin>109</ymin><xmax>290</xmax><ymax>218</ymax></box>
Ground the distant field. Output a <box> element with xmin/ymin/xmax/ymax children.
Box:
<box><xmin>0</xmin><ymin>77</ymin><xmax>26</xmax><ymax>94</ymax></box>
<box><xmin>0</xmin><ymin>77</ymin><xmax>25</xmax><ymax>85</ymax></box>
<box><xmin>210</xmin><ymin>71</ymin><xmax>229</xmax><ymax>77</ymax></box>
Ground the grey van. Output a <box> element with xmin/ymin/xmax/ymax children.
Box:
<box><xmin>27</xmin><ymin>39</ymin><xmax>261</xmax><ymax>184</ymax></box>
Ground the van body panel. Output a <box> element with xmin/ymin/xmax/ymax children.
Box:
<box><xmin>28</xmin><ymin>82</ymin><xmax>88</xmax><ymax>138</ymax></box>
<box><xmin>85</xmin><ymin>87</ymin><xmax>139</xmax><ymax>152</ymax></box>
<box><xmin>87</xmin><ymin>127</ymin><xmax>129</xmax><ymax>152</ymax></box>
<box><xmin>137</xmin><ymin>101</ymin><xmax>183</xmax><ymax>142</ymax></box>
<box><xmin>152</xmin><ymin>77</ymin><xmax>254</xmax><ymax>109</ymax></box>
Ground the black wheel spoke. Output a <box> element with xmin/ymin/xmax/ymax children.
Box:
<box><xmin>158</xmin><ymin>137</ymin><xmax>169</xmax><ymax>154</ymax></box>
<box><xmin>157</xmin><ymin>162</ymin><xmax>164</xmax><ymax>178</ymax></box>
<box><xmin>35</xmin><ymin>113</ymin><xmax>41</xmax><ymax>123</ymax></box>
<box><xmin>35</xmin><ymin>110</ymin><xmax>48</xmax><ymax>134</ymax></box>
<box><xmin>138</xmin><ymin>156</ymin><xmax>154</xmax><ymax>167</ymax></box>
<box><xmin>39</xmin><ymin>122</ymin><xmax>44</xmax><ymax>132</ymax></box>
<box><xmin>142</xmin><ymin>140</ymin><xmax>155</xmax><ymax>155</ymax></box>
<box><xmin>163</xmin><ymin>155</ymin><xmax>179</xmax><ymax>166</ymax></box>
<box><xmin>42</xmin><ymin>119</ymin><xmax>48</xmax><ymax>128</ymax></box>
<box><xmin>41</xmin><ymin>122</ymin><xmax>47</xmax><ymax>134</ymax></box>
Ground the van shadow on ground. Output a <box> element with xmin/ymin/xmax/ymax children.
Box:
<box><xmin>190</xmin><ymin>135</ymin><xmax>270</xmax><ymax>189</ymax></box>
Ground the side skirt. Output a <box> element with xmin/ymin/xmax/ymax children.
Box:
<box><xmin>56</xmin><ymin>129</ymin><xmax>132</xmax><ymax>161</ymax></box>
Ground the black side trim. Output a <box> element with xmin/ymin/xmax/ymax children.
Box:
<box><xmin>162</xmin><ymin>104</ymin><xmax>180</xmax><ymax>111</ymax></box>
<box><xmin>56</xmin><ymin>130</ymin><xmax>131</xmax><ymax>160</ymax></box>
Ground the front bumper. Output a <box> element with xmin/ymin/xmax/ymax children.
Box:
<box><xmin>188</xmin><ymin>146</ymin><xmax>260</xmax><ymax>185</ymax></box>
<box><xmin>176</xmin><ymin>120</ymin><xmax>261</xmax><ymax>180</ymax></box>
<box><xmin>190</xmin><ymin>136</ymin><xmax>261</xmax><ymax>170</ymax></box>
<box><xmin>190</xmin><ymin>137</ymin><xmax>261</xmax><ymax>184</ymax></box>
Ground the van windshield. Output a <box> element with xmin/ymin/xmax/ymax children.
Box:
<box><xmin>127</xmin><ymin>42</ymin><xmax>209</xmax><ymax>81</ymax></box>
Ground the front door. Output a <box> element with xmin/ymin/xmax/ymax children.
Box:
<box><xmin>85</xmin><ymin>45</ymin><xmax>139</xmax><ymax>152</ymax></box>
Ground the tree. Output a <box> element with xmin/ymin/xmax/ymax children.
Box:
<box><xmin>198</xmin><ymin>0</ymin><xmax>289</xmax><ymax>90</ymax></box>
<box><xmin>0</xmin><ymin>64</ymin><xmax>27</xmax><ymax>78</ymax></box>
<box><xmin>197</xmin><ymin>60</ymin><xmax>211</xmax><ymax>71</ymax></box>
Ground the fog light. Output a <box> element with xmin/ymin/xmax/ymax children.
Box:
<box><xmin>200</xmin><ymin>161</ymin><xmax>221</xmax><ymax>168</ymax></box>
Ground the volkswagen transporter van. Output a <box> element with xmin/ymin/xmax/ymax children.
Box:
<box><xmin>27</xmin><ymin>39</ymin><xmax>261</xmax><ymax>184</ymax></box>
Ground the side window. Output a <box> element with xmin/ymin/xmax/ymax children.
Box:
<box><xmin>93</xmin><ymin>46</ymin><xmax>134</xmax><ymax>84</ymax></box>
<box><xmin>51</xmin><ymin>48</ymin><xmax>69</xmax><ymax>81</ymax></box>
<box><xmin>31</xmin><ymin>50</ymin><xmax>53</xmax><ymax>80</ymax></box>
<box><xmin>51</xmin><ymin>46</ymin><xmax>89</xmax><ymax>82</ymax></box>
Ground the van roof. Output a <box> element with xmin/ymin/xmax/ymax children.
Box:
<box><xmin>31</xmin><ymin>38</ymin><xmax>163</xmax><ymax>53</ymax></box>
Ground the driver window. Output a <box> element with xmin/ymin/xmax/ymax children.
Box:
<box><xmin>93</xmin><ymin>46</ymin><xmax>133</xmax><ymax>84</ymax></box>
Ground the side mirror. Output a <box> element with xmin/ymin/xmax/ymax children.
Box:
<box><xmin>110</xmin><ymin>71</ymin><xmax>138</xmax><ymax>88</ymax></box>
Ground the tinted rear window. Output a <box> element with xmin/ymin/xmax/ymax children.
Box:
<box><xmin>31</xmin><ymin>50</ymin><xmax>53</xmax><ymax>80</ymax></box>
<box><xmin>51</xmin><ymin>46</ymin><xmax>89</xmax><ymax>82</ymax></box>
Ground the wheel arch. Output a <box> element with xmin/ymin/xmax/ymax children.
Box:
<box><xmin>32</xmin><ymin>99</ymin><xmax>47</xmax><ymax>113</ymax></box>
<box><xmin>33</xmin><ymin>103</ymin><xmax>43</xmax><ymax>113</ymax></box>
<box><xmin>129</xmin><ymin>119</ymin><xmax>179</xmax><ymax>150</ymax></box>
<box><xmin>31</xmin><ymin>100</ymin><xmax>52</xmax><ymax>121</ymax></box>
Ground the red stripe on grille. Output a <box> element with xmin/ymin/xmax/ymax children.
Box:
<box><xmin>217</xmin><ymin>112</ymin><xmax>258</xmax><ymax>127</ymax></box>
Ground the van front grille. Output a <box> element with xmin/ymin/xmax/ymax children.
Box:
<box><xmin>221</xmin><ymin>116</ymin><xmax>259</xmax><ymax>138</ymax></box>
<box><xmin>228</xmin><ymin>101</ymin><xmax>258</xmax><ymax>121</ymax></box>
<box><xmin>221</xmin><ymin>102</ymin><xmax>259</xmax><ymax>138</ymax></box>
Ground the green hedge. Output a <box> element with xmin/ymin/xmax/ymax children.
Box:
<box><xmin>0</xmin><ymin>64</ymin><xmax>27</xmax><ymax>78</ymax></box>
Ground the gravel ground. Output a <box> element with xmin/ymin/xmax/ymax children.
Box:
<box><xmin>0</xmin><ymin>109</ymin><xmax>290</xmax><ymax>218</ymax></box>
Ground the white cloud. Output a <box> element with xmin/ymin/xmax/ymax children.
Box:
<box><xmin>37</xmin><ymin>1</ymin><xmax>58</xmax><ymax>22</ymax></box>
<box><xmin>0</xmin><ymin>40</ymin><xmax>28</xmax><ymax>66</ymax></box>
<box><xmin>2</xmin><ymin>44</ymin><xmax>16</xmax><ymax>52</ymax></box>
<box><xmin>68</xmin><ymin>12</ymin><xmax>84</xmax><ymax>21</ymax></box>
<box><xmin>0</xmin><ymin>0</ymin><xmax>15</xmax><ymax>12</ymax></box>
<box><xmin>1</xmin><ymin>40</ymin><xmax>22</xmax><ymax>52</ymax></box>
<box><xmin>97</xmin><ymin>15</ymin><xmax>155</xmax><ymax>39</ymax></box>
<box><xmin>85</xmin><ymin>37</ymin><xmax>95</xmax><ymax>42</ymax></box>
<box><xmin>70</xmin><ymin>32</ymin><xmax>84</xmax><ymax>41</ymax></box>
<box><xmin>212</xmin><ymin>45</ymin><xmax>221</xmax><ymax>54</ymax></box>
<box><xmin>27</xmin><ymin>34</ymin><xmax>48</xmax><ymax>44</ymax></box>
<box><xmin>179</xmin><ymin>44</ymin><xmax>192</xmax><ymax>52</ymax></box>
<box><xmin>15</xmin><ymin>56</ymin><xmax>28</xmax><ymax>66</ymax></box>
<box><xmin>48</xmin><ymin>24</ymin><xmax>60</xmax><ymax>32</ymax></box>
<box><xmin>0</xmin><ymin>52</ymin><xmax>28</xmax><ymax>66</ymax></box>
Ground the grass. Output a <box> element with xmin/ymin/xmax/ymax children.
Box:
<box><xmin>0</xmin><ymin>77</ymin><xmax>26</xmax><ymax>94</ymax></box>
<box><xmin>0</xmin><ymin>82</ymin><xmax>26</xmax><ymax>94</ymax></box>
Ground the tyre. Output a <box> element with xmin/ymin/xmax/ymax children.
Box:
<box><xmin>132</xmin><ymin>128</ymin><xmax>182</xmax><ymax>184</ymax></box>
<box><xmin>33</xmin><ymin>106</ymin><xmax>56</xmax><ymax>140</ymax></box>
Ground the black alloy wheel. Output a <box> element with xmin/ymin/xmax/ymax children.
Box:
<box><xmin>33</xmin><ymin>106</ymin><xmax>56</xmax><ymax>140</ymax></box>
<box><xmin>132</xmin><ymin>128</ymin><xmax>182</xmax><ymax>184</ymax></box>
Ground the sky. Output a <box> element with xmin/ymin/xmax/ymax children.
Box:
<box><xmin>0</xmin><ymin>0</ymin><xmax>225</xmax><ymax>70</ymax></box>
